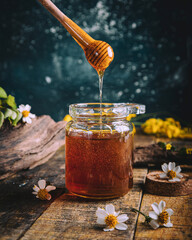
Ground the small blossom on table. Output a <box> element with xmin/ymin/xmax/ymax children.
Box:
<box><xmin>96</xmin><ymin>204</ymin><xmax>129</xmax><ymax>231</ymax></box>
<box><xmin>166</xmin><ymin>143</ymin><xmax>172</xmax><ymax>150</ymax></box>
<box><xmin>149</xmin><ymin>200</ymin><xmax>173</xmax><ymax>229</ymax></box>
<box><xmin>160</xmin><ymin>162</ymin><xmax>183</xmax><ymax>182</ymax></box>
<box><xmin>32</xmin><ymin>179</ymin><xmax>56</xmax><ymax>200</ymax></box>
<box><xmin>131</xmin><ymin>200</ymin><xmax>173</xmax><ymax>230</ymax></box>
<box><xmin>18</xmin><ymin>104</ymin><xmax>36</xmax><ymax>124</ymax></box>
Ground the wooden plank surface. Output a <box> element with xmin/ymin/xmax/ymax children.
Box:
<box><xmin>134</xmin><ymin>172</ymin><xmax>192</xmax><ymax>240</ymax></box>
<box><xmin>0</xmin><ymin>147</ymin><xmax>65</xmax><ymax>240</ymax></box>
<box><xmin>21</xmin><ymin>169</ymin><xmax>147</xmax><ymax>240</ymax></box>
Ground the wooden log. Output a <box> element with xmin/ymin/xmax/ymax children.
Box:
<box><xmin>133</xmin><ymin>144</ymin><xmax>192</xmax><ymax>167</ymax></box>
<box><xmin>145</xmin><ymin>171</ymin><xmax>192</xmax><ymax>196</ymax></box>
<box><xmin>0</xmin><ymin>115</ymin><xmax>66</xmax><ymax>180</ymax></box>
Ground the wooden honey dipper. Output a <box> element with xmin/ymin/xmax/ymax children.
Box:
<box><xmin>38</xmin><ymin>0</ymin><xmax>114</xmax><ymax>74</ymax></box>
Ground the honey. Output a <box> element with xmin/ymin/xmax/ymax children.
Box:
<box><xmin>38</xmin><ymin>0</ymin><xmax>114</xmax><ymax>73</ymax></box>
<box><xmin>38</xmin><ymin>1</ymin><xmax>146</xmax><ymax>199</ymax></box>
<box><xmin>65</xmin><ymin>130</ymin><xmax>133</xmax><ymax>199</ymax></box>
<box><xmin>64</xmin><ymin>103</ymin><xmax>146</xmax><ymax>199</ymax></box>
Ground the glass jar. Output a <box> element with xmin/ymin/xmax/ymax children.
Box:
<box><xmin>65</xmin><ymin>103</ymin><xmax>145</xmax><ymax>199</ymax></box>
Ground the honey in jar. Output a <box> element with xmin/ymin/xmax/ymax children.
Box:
<box><xmin>65</xmin><ymin>103</ymin><xmax>145</xmax><ymax>199</ymax></box>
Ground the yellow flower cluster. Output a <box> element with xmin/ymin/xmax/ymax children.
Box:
<box><xmin>142</xmin><ymin>118</ymin><xmax>192</xmax><ymax>139</ymax></box>
<box><xmin>126</xmin><ymin>114</ymin><xmax>136</xmax><ymax>121</ymax></box>
<box><xmin>63</xmin><ymin>114</ymin><xmax>72</xmax><ymax>122</ymax></box>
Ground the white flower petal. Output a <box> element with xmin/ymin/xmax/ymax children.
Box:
<box><xmin>151</xmin><ymin>203</ymin><xmax>160</xmax><ymax>215</ymax></box>
<box><xmin>46</xmin><ymin>193</ymin><xmax>52</xmax><ymax>200</ymax></box>
<box><xmin>161</xmin><ymin>163</ymin><xmax>168</xmax><ymax>173</ymax></box>
<box><xmin>149</xmin><ymin>211</ymin><xmax>158</xmax><ymax>220</ymax></box>
<box><xmin>29</xmin><ymin>113</ymin><xmax>36</xmax><ymax>119</ymax></box>
<box><xmin>106</xmin><ymin>204</ymin><xmax>115</xmax><ymax>214</ymax></box>
<box><xmin>96</xmin><ymin>208</ymin><xmax>107</xmax><ymax>219</ymax></box>
<box><xmin>32</xmin><ymin>191</ymin><xmax>38</xmax><ymax>195</ymax></box>
<box><xmin>171</xmin><ymin>162</ymin><xmax>176</xmax><ymax>170</ymax></box>
<box><xmin>159</xmin><ymin>173</ymin><xmax>167</xmax><ymax>179</ymax></box>
<box><xmin>149</xmin><ymin>220</ymin><xmax>159</xmax><ymax>229</ymax></box>
<box><xmin>33</xmin><ymin>185</ymin><xmax>40</xmax><ymax>192</ymax></box>
<box><xmin>26</xmin><ymin>117</ymin><xmax>32</xmax><ymax>124</ymax></box>
<box><xmin>46</xmin><ymin>185</ymin><xmax>56</xmax><ymax>192</ymax></box>
<box><xmin>25</xmin><ymin>104</ymin><xmax>31</xmax><ymax>111</ymax></box>
<box><xmin>158</xmin><ymin>200</ymin><xmax>166</xmax><ymax>212</ymax></box>
<box><xmin>166</xmin><ymin>208</ymin><xmax>174</xmax><ymax>216</ymax></box>
<box><xmin>168</xmin><ymin>162</ymin><xmax>172</xmax><ymax>170</ymax></box>
<box><xmin>97</xmin><ymin>218</ymin><xmax>105</xmax><ymax>225</ymax></box>
<box><xmin>115</xmin><ymin>223</ymin><xmax>128</xmax><ymax>230</ymax></box>
<box><xmin>22</xmin><ymin>117</ymin><xmax>27</xmax><ymax>123</ymax></box>
<box><xmin>168</xmin><ymin>179</ymin><xmax>176</xmax><ymax>182</ymax></box>
<box><xmin>164</xmin><ymin>220</ymin><xmax>173</xmax><ymax>228</ymax></box>
<box><xmin>18</xmin><ymin>104</ymin><xmax>25</xmax><ymax>112</ymax></box>
<box><xmin>103</xmin><ymin>227</ymin><xmax>114</xmax><ymax>231</ymax></box>
<box><xmin>114</xmin><ymin>211</ymin><xmax>120</xmax><ymax>217</ymax></box>
<box><xmin>38</xmin><ymin>179</ymin><xmax>46</xmax><ymax>189</ymax></box>
<box><xmin>176</xmin><ymin>173</ymin><xmax>183</xmax><ymax>179</ymax></box>
<box><xmin>174</xmin><ymin>166</ymin><xmax>181</xmax><ymax>173</ymax></box>
<box><xmin>169</xmin><ymin>178</ymin><xmax>181</xmax><ymax>182</ymax></box>
<box><xmin>117</xmin><ymin>214</ymin><xmax>129</xmax><ymax>223</ymax></box>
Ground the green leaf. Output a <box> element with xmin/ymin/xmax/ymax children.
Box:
<box><xmin>0</xmin><ymin>111</ymin><xmax>4</xmax><ymax>128</ymax></box>
<box><xmin>4</xmin><ymin>108</ymin><xmax>13</xmax><ymax>118</ymax></box>
<box><xmin>10</xmin><ymin>110</ymin><xmax>17</xmax><ymax>120</ymax></box>
<box><xmin>6</xmin><ymin>95</ymin><xmax>17</xmax><ymax>109</ymax></box>
<box><xmin>12</xmin><ymin>110</ymin><xmax>22</xmax><ymax>126</ymax></box>
<box><xmin>158</xmin><ymin>142</ymin><xmax>166</xmax><ymax>149</ymax></box>
<box><xmin>0</xmin><ymin>87</ymin><xmax>7</xmax><ymax>99</ymax></box>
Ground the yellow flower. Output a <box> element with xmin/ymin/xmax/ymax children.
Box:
<box><xmin>166</xmin><ymin>143</ymin><xmax>172</xmax><ymax>150</ymax></box>
<box><xmin>63</xmin><ymin>114</ymin><xmax>72</xmax><ymax>122</ymax></box>
<box><xmin>141</xmin><ymin>117</ymin><xmax>184</xmax><ymax>139</ymax></box>
<box><xmin>166</xmin><ymin>125</ymin><xmax>180</xmax><ymax>138</ymax></box>
<box><xmin>142</xmin><ymin>118</ymin><xmax>163</xmax><ymax>135</ymax></box>
<box><xmin>126</xmin><ymin>114</ymin><xmax>136</xmax><ymax>121</ymax></box>
<box><xmin>132</xmin><ymin>123</ymin><xmax>136</xmax><ymax>135</ymax></box>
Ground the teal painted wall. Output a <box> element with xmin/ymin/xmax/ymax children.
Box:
<box><xmin>1</xmin><ymin>0</ymin><xmax>192</xmax><ymax>122</ymax></box>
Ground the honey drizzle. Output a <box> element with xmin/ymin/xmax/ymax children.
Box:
<box><xmin>39</xmin><ymin>0</ymin><xmax>114</xmax><ymax>117</ymax></box>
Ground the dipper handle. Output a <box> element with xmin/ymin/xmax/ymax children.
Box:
<box><xmin>38</xmin><ymin>0</ymin><xmax>94</xmax><ymax>49</ymax></box>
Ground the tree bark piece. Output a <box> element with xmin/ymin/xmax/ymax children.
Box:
<box><xmin>0</xmin><ymin>115</ymin><xmax>66</xmax><ymax>180</ymax></box>
<box><xmin>134</xmin><ymin>144</ymin><xmax>192</xmax><ymax>167</ymax></box>
<box><xmin>145</xmin><ymin>171</ymin><xmax>192</xmax><ymax>196</ymax></box>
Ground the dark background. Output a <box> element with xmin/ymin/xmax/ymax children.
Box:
<box><xmin>0</xmin><ymin>0</ymin><xmax>192</xmax><ymax>123</ymax></box>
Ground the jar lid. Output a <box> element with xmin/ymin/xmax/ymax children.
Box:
<box><xmin>69</xmin><ymin>103</ymin><xmax>145</xmax><ymax>119</ymax></box>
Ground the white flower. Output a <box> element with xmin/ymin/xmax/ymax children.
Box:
<box><xmin>32</xmin><ymin>179</ymin><xmax>56</xmax><ymax>200</ymax></box>
<box><xmin>149</xmin><ymin>200</ymin><xmax>173</xmax><ymax>229</ymax></box>
<box><xmin>18</xmin><ymin>104</ymin><xmax>36</xmax><ymax>124</ymax></box>
<box><xmin>96</xmin><ymin>204</ymin><xmax>128</xmax><ymax>231</ymax></box>
<box><xmin>159</xmin><ymin>162</ymin><xmax>183</xmax><ymax>182</ymax></box>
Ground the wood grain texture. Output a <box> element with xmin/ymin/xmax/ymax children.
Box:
<box><xmin>21</xmin><ymin>169</ymin><xmax>148</xmax><ymax>240</ymax></box>
<box><xmin>0</xmin><ymin>147</ymin><xmax>65</xmax><ymax>240</ymax></box>
<box><xmin>0</xmin><ymin>115</ymin><xmax>66</xmax><ymax>180</ymax></box>
<box><xmin>134</xmin><ymin>144</ymin><xmax>192</xmax><ymax>167</ymax></box>
<box><xmin>134</xmin><ymin>172</ymin><xmax>192</xmax><ymax>240</ymax></box>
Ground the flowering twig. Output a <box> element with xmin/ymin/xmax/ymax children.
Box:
<box><xmin>131</xmin><ymin>208</ymin><xmax>151</xmax><ymax>223</ymax></box>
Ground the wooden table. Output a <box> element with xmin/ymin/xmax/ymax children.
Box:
<box><xmin>0</xmin><ymin>135</ymin><xmax>191</xmax><ymax>240</ymax></box>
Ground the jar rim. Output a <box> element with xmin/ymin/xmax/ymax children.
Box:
<box><xmin>69</xmin><ymin>102</ymin><xmax>145</xmax><ymax>119</ymax></box>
